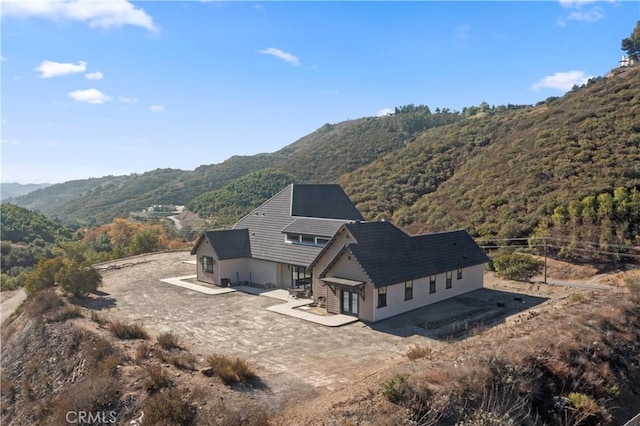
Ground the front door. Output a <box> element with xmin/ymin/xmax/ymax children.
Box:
<box><xmin>341</xmin><ymin>289</ymin><xmax>358</xmax><ymax>316</ymax></box>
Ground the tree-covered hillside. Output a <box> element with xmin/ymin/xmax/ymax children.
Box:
<box><xmin>341</xmin><ymin>66</ymin><xmax>640</xmax><ymax>241</ymax></box>
<box><xmin>188</xmin><ymin>169</ymin><xmax>297</xmax><ymax>225</ymax></box>
<box><xmin>0</xmin><ymin>203</ymin><xmax>73</xmax><ymax>244</ymax></box>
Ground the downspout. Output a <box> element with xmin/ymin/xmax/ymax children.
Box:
<box><xmin>236</xmin><ymin>271</ymin><xmax>240</xmax><ymax>285</ymax></box>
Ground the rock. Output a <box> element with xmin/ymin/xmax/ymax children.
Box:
<box><xmin>201</xmin><ymin>367</ymin><xmax>214</xmax><ymax>377</ymax></box>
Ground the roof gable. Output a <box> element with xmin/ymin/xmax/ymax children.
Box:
<box><xmin>290</xmin><ymin>184</ymin><xmax>364</xmax><ymax>220</ymax></box>
<box><xmin>192</xmin><ymin>229</ymin><xmax>251</xmax><ymax>259</ymax></box>
<box><xmin>320</xmin><ymin>221</ymin><xmax>489</xmax><ymax>287</ymax></box>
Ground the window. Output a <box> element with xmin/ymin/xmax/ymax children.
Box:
<box><xmin>457</xmin><ymin>268</ymin><xmax>463</xmax><ymax>280</ymax></box>
<box><xmin>316</xmin><ymin>237</ymin><xmax>330</xmax><ymax>246</ymax></box>
<box><xmin>286</xmin><ymin>233</ymin><xmax>300</xmax><ymax>243</ymax></box>
<box><xmin>405</xmin><ymin>281</ymin><xmax>413</xmax><ymax>301</ymax></box>
<box><xmin>201</xmin><ymin>256</ymin><xmax>214</xmax><ymax>274</ymax></box>
<box><xmin>446</xmin><ymin>271</ymin><xmax>452</xmax><ymax>289</ymax></box>
<box><xmin>301</xmin><ymin>235</ymin><xmax>315</xmax><ymax>244</ymax></box>
<box><xmin>377</xmin><ymin>287</ymin><xmax>387</xmax><ymax>308</ymax></box>
<box><xmin>429</xmin><ymin>275</ymin><xmax>436</xmax><ymax>294</ymax></box>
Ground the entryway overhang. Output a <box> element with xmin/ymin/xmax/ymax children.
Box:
<box><xmin>321</xmin><ymin>276</ymin><xmax>365</xmax><ymax>300</ymax></box>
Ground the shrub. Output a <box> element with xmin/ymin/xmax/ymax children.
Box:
<box><xmin>381</xmin><ymin>373</ymin><xmax>409</xmax><ymax>404</ymax></box>
<box><xmin>407</xmin><ymin>345</ymin><xmax>432</xmax><ymax>361</ymax></box>
<box><xmin>157</xmin><ymin>332</ymin><xmax>182</xmax><ymax>350</ymax></box>
<box><xmin>206</xmin><ymin>354</ymin><xmax>257</xmax><ymax>385</ymax></box>
<box><xmin>52</xmin><ymin>377</ymin><xmax>121</xmax><ymax>424</ymax></box>
<box><xmin>25</xmin><ymin>289</ymin><xmax>63</xmax><ymax>317</ymax></box>
<box><xmin>56</xmin><ymin>262</ymin><xmax>102</xmax><ymax>297</ymax></box>
<box><xmin>109</xmin><ymin>321</ymin><xmax>148</xmax><ymax>340</ymax></box>
<box><xmin>492</xmin><ymin>253</ymin><xmax>544</xmax><ymax>281</ymax></box>
<box><xmin>144</xmin><ymin>365</ymin><xmax>172</xmax><ymax>393</ymax></box>
<box><xmin>90</xmin><ymin>311</ymin><xmax>108</xmax><ymax>326</ymax></box>
<box><xmin>48</xmin><ymin>305</ymin><xmax>82</xmax><ymax>322</ymax></box>
<box><xmin>135</xmin><ymin>343</ymin><xmax>148</xmax><ymax>365</ymax></box>
<box><xmin>567</xmin><ymin>292</ymin><xmax>585</xmax><ymax>304</ymax></box>
<box><xmin>141</xmin><ymin>388</ymin><xmax>196</xmax><ymax>426</ymax></box>
<box><xmin>624</xmin><ymin>275</ymin><xmax>640</xmax><ymax>303</ymax></box>
<box><xmin>169</xmin><ymin>353</ymin><xmax>197</xmax><ymax>371</ymax></box>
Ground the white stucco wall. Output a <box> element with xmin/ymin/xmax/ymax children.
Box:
<box><xmin>218</xmin><ymin>258</ymin><xmax>248</xmax><ymax>285</ymax></box>
<box><xmin>372</xmin><ymin>264</ymin><xmax>485</xmax><ymax>322</ymax></box>
<box><xmin>244</xmin><ymin>258</ymin><xmax>278</xmax><ymax>286</ymax></box>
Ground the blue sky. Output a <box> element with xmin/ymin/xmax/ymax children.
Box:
<box><xmin>1</xmin><ymin>1</ymin><xmax>638</xmax><ymax>184</ymax></box>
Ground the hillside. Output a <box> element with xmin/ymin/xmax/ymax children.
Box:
<box><xmin>0</xmin><ymin>203</ymin><xmax>73</xmax><ymax>244</ymax></box>
<box><xmin>10</xmin><ymin>111</ymin><xmax>460</xmax><ymax>225</ymax></box>
<box><xmin>0</xmin><ymin>183</ymin><xmax>50</xmax><ymax>201</ymax></box>
<box><xmin>10</xmin><ymin>67</ymin><xmax>640</xmax><ymax>243</ymax></box>
<box><xmin>341</xmin><ymin>66</ymin><xmax>640</xmax><ymax>240</ymax></box>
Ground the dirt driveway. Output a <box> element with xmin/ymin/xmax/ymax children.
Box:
<box><xmin>95</xmin><ymin>251</ymin><xmax>562</xmax><ymax>396</ymax></box>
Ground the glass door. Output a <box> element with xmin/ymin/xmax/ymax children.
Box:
<box><xmin>341</xmin><ymin>289</ymin><xmax>358</xmax><ymax>315</ymax></box>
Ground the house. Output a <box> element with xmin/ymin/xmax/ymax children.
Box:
<box><xmin>308</xmin><ymin>220</ymin><xmax>489</xmax><ymax>322</ymax></box>
<box><xmin>191</xmin><ymin>184</ymin><xmax>364</xmax><ymax>288</ymax></box>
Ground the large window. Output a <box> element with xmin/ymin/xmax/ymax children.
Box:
<box><xmin>457</xmin><ymin>268</ymin><xmax>463</xmax><ymax>280</ymax></box>
<box><xmin>429</xmin><ymin>275</ymin><xmax>436</xmax><ymax>294</ymax></box>
<box><xmin>285</xmin><ymin>233</ymin><xmax>330</xmax><ymax>247</ymax></box>
<box><xmin>405</xmin><ymin>281</ymin><xmax>413</xmax><ymax>301</ymax></box>
<box><xmin>292</xmin><ymin>265</ymin><xmax>312</xmax><ymax>288</ymax></box>
<box><xmin>446</xmin><ymin>271</ymin><xmax>452</xmax><ymax>289</ymax></box>
<box><xmin>377</xmin><ymin>287</ymin><xmax>387</xmax><ymax>308</ymax></box>
<box><xmin>201</xmin><ymin>256</ymin><xmax>214</xmax><ymax>274</ymax></box>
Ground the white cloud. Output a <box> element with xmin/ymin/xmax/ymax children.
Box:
<box><xmin>558</xmin><ymin>0</ymin><xmax>598</xmax><ymax>8</ymax></box>
<box><xmin>566</xmin><ymin>7</ymin><xmax>604</xmax><ymax>22</ymax></box>
<box><xmin>259</xmin><ymin>47</ymin><xmax>300</xmax><ymax>66</ymax></box>
<box><xmin>85</xmin><ymin>71</ymin><xmax>103</xmax><ymax>80</ymax></box>
<box><xmin>2</xmin><ymin>0</ymin><xmax>158</xmax><ymax>32</ymax></box>
<box><xmin>150</xmin><ymin>105</ymin><xmax>165</xmax><ymax>113</ymax></box>
<box><xmin>118</xmin><ymin>96</ymin><xmax>138</xmax><ymax>103</ymax></box>
<box><xmin>530</xmin><ymin>70</ymin><xmax>592</xmax><ymax>92</ymax></box>
<box><xmin>376</xmin><ymin>108</ymin><xmax>394</xmax><ymax>117</ymax></box>
<box><xmin>1</xmin><ymin>139</ymin><xmax>20</xmax><ymax>145</ymax></box>
<box><xmin>68</xmin><ymin>88</ymin><xmax>112</xmax><ymax>104</ymax></box>
<box><xmin>35</xmin><ymin>60</ymin><xmax>86</xmax><ymax>78</ymax></box>
<box><xmin>1</xmin><ymin>55</ymin><xmax>7</xmax><ymax>62</ymax></box>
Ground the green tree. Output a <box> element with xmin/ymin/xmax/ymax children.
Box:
<box><xmin>56</xmin><ymin>260</ymin><xmax>102</xmax><ymax>297</ymax></box>
<box><xmin>129</xmin><ymin>229</ymin><xmax>160</xmax><ymax>255</ymax></box>
<box><xmin>493</xmin><ymin>253</ymin><xmax>544</xmax><ymax>281</ymax></box>
<box><xmin>621</xmin><ymin>21</ymin><xmax>640</xmax><ymax>61</ymax></box>
<box><xmin>24</xmin><ymin>257</ymin><xmax>65</xmax><ymax>294</ymax></box>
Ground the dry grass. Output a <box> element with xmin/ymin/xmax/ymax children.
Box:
<box><xmin>90</xmin><ymin>311</ymin><xmax>109</xmax><ymax>326</ymax></box>
<box><xmin>48</xmin><ymin>305</ymin><xmax>82</xmax><ymax>322</ymax></box>
<box><xmin>25</xmin><ymin>289</ymin><xmax>63</xmax><ymax>318</ymax></box>
<box><xmin>109</xmin><ymin>320</ymin><xmax>148</xmax><ymax>340</ymax></box>
<box><xmin>206</xmin><ymin>354</ymin><xmax>257</xmax><ymax>385</ymax></box>
<box><xmin>157</xmin><ymin>332</ymin><xmax>182</xmax><ymax>350</ymax></box>
<box><xmin>169</xmin><ymin>353</ymin><xmax>197</xmax><ymax>371</ymax></box>
<box><xmin>135</xmin><ymin>343</ymin><xmax>148</xmax><ymax>365</ymax></box>
<box><xmin>141</xmin><ymin>388</ymin><xmax>195</xmax><ymax>426</ymax></box>
<box><xmin>406</xmin><ymin>345</ymin><xmax>432</xmax><ymax>361</ymax></box>
<box><xmin>144</xmin><ymin>364</ymin><xmax>173</xmax><ymax>394</ymax></box>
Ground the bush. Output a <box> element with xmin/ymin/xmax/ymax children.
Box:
<box><xmin>56</xmin><ymin>262</ymin><xmax>102</xmax><ymax>297</ymax></box>
<box><xmin>25</xmin><ymin>289</ymin><xmax>63</xmax><ymax>317</ymax></box>
<box><xmin>407</xmin><ymin>345</ymin><xmax>432</xmax><ymax>361</ymax></box>
<box><xmin>135</xmin><ymin>343</ymin><xmax>148</xmax><ymax>365</ymax></box>
<box><xmin>169</xmin><ymin>353</ymin><xmax>197</xmax><ymax>371</ymax></box>
<box><xmin>109</xmin><ymin>321</ymin><xmax>148</xmax><ymax>340</ymax></box>
<box><xmin>157</xmin><ymin>332</ymin><xmax>182</xmax><ymax>350</ymax></box>
<box><xmin>141</xmin><ymin>388</ymin><xmax>196</xmax><ymax>426</ymax></box>
<box><xmin>381</xmin><ymin>373</ymin><xmax>409</xmax><ymax>404</ymax></box>
<box><xmin>624</xmin><ymin>275</ymin><xmax>640</xmax><ymax>303</ymax></box>
<box><xmin>144</xmin><ymin>365</ymin><xmax>172</xmax><ymax>393</ymax></box>
<box><xmin>90</xmin><ymin>311</ymin><xmax>108</xmax><ymax>326</ymax></box>
<box><xmin>492</xmin><ymin>253</ymin><xmax>544</xmax><ymax>281</ymax></box>
<box><xmin>48</xmin><ymin>305</ymin><xmax>82</xmax><ymax>322</ymax></box>
<box><xmin>206</xmin><ymin>354</ymin><xmax>257</xmax><ymax>385</ymax></box>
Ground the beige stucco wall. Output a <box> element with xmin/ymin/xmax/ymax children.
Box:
<box><xmin>321</xmin><ymin>250</ymin><xmax>372</xmax><ymax>321</ymax></box>
<box><xmin>194</xmin><ymin>241</ymin><xmax>218</xmax><ymax>284</ymax></box>
<box><xmin>311</xmin><ymin>230</ymin><xmax>355</xmax><ymax>304</ymax></box>
<box><xmin>218</xmin><ymin>258</ymin><xmax>248</xmax><ymax>285</ymax></box>
<box><xmin>372</xmin><ymin>264</ymin><xmax>485</xmax><ymax>322</ymax></box>
<box><xmin>243</xmin><ymin>258</ymin><xmax>278</xmax><ymax>286</ymax></box>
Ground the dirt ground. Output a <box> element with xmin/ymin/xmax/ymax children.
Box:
<box><xmin>87</xmin><ymin>251</ymin><xmax>600</xmax><ymax>412</ymax></box>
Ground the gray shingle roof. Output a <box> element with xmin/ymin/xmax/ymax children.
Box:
<box><xmin>281</xmin><ymin>217</ymin><xmax>346</xmax><ymax>237</ymax></box>
<box><xmin>290</xmin><ymin>184</ymin><xmax>365</xmax><ymax>220</ymax></box>
<box><xmin>232</xmin><ymin>184</ymin><xmax>359</xmax><ymax>266</ymax></box>
<box><xmin>339</xmin><ymin>221</ymin><xmax>489</xmax><ymax>287</ymax></box>
<box><xmin>193</xmin><ymin>229</ymin><xmax>251</xmax><ymax>259</ymax></box>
